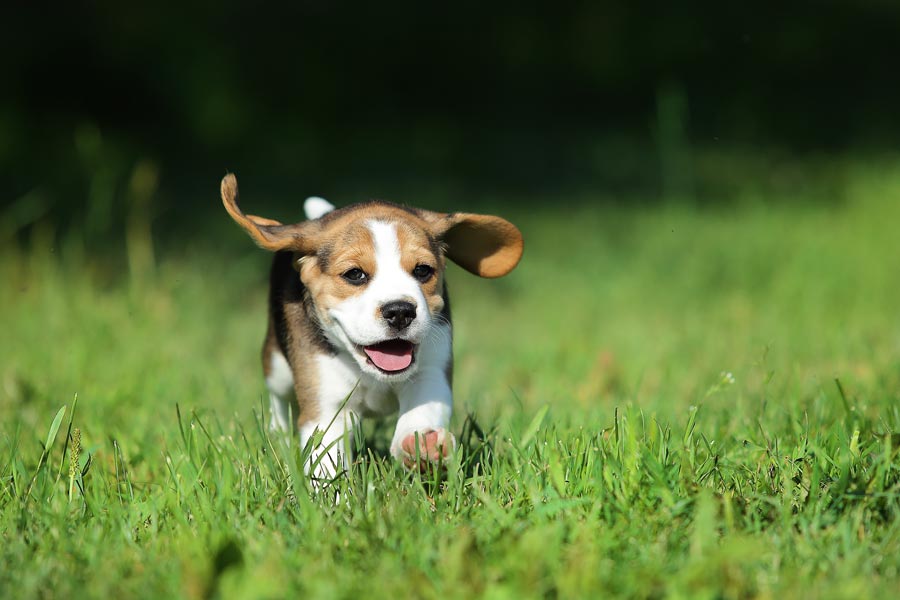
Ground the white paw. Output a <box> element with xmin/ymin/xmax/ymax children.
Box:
<box><xmin>391</xmin><ymin>428</ymin><xmax>456</xmax><ymax>471</ymax></box>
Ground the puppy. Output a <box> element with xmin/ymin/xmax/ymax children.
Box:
<box><xmin>220</xmin><ymin>174</ymin><xmax>523</xmax><ymax>480</ymax></box>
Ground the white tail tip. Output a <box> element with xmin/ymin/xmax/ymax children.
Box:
<box><xmin>304</xmin><ymin>196</ymin><xmax>335</xmax><ymax>220</ymax></box>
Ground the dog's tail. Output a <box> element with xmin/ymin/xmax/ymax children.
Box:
<box><xmin>304</xmin><ymin>197</ymin><xmax>335</xmax><ymax>220</ymax></box>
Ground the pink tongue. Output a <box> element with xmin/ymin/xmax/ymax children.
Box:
<box><xmin>363</xmin><ymin>340</ymin><xmax>414</xmax><ymax>372</ymax></box>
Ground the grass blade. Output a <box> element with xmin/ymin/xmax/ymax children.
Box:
<box><xmin>519</xmin><ymin>404</ymin><xmax>550</xmax><ymax>448</ymax></box>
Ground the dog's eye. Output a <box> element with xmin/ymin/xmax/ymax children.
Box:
<box><xmin>342</xmin><ymin>268</ymin><xmax>368</xmax><ymax>285</ymax></box>
<box><xmin>412</xmin><ymin>264</ymin><xmax>435</xmax><ymax>283</ymax></box>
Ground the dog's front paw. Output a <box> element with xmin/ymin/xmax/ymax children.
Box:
<box><xmin>392</xmin><ymin>428</ymin><xmax>456</xmax><ymax>472</ymax></box>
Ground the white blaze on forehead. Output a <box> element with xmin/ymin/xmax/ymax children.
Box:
<box><xmin>366</xmin><ymin>219</ymin><xmax>428</xmax><ymax>324</ymax></box>
<box><xmin>367</xmin><ymin>219</ymin><xmax>419</xmax><ymax>298</ymax></box>
<box><xmin>368</xmin><ymin>220</ymin><xmax>402</xmax><ymax>274</ymax></box>
<box><xmin>366</xmin><ymin>220</ymin><xmax>437</xmax><ymax>314</ymax></box>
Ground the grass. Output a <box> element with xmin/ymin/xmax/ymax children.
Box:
<box><xmin>3</xmin><ymin>158</ymin><xmax>900</xmax><ymax>598</ymax></box>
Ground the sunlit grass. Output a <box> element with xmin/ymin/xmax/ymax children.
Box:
<box><xmin>2</xmin><ymin>160</ymin><xmax>900</xmax><ymax>598</ymax></box>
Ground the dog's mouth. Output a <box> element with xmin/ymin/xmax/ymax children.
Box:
<box><xmin>361</xmin><ymin>339</ymin><xmax>417</xmax><ymax>374</ymax></box>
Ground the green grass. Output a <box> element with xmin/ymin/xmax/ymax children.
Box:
<box><xmin>3</xmin><ymin>160</ymin><xmax>900</xmax><ymax>598</ymax></box>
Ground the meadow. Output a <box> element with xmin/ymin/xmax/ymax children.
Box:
<box><xmin>2</xmin><ymin>158</ymin><xmax>900</xmax><ymax>598</ymax></box>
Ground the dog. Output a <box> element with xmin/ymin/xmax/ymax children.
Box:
<box><xmin>220</xmin><ymin>174</ymin><xmax>523</xmax><ymax>480</ymax></box>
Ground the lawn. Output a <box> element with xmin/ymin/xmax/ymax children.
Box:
<box><xmin>2</xmin><ymin>158</ymin><xmax>900</xmax><ymax>598</ymax></box>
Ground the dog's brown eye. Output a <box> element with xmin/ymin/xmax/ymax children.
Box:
<box><xmin>342</xmin><ymin>268</ymin><xmax>368</xmax><ymax>285</ymax></box>
<box><xmin>412</xmin><ymin>264</ymin><xmax>434</xmax><ymax>283</ymax></box>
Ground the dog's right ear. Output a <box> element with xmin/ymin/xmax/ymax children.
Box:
<box><xmin>220</xmin><ymin>174</ymin><xmax>318</xmax><ymax>253</ymax></box>
<box><xmin>417</xmin><ymin>210</ymin><xmax>524</xmax><ymax>278</ymax></box>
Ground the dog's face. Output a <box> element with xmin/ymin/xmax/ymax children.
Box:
<box><xmin>220</xmin><ymin>174</ymin><xmax>523</xmax><ymax>381</ymax></box>
<box><xmin>298</xmin><ymin>210</ymin><xmax>449</xmax><ymax>380</ymax></box>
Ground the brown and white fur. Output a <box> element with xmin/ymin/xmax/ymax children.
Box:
<box><xmin>220</xmin><ymin>174</ymin><xmax>523</xmax><ymax>481</ymax></box>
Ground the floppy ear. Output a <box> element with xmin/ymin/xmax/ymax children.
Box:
<box><xmin>220</xmin><ymin>174</ymin><xmax>318</xmax><ymax>253</ymax></box>
<box><xmin>423</xmin><ymin>211</ymin><xmax>524</xmax><ymax>278</ymax></box>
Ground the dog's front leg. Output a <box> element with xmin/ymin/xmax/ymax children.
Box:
<box><xmin>391</xmin><ymin>367</ymin><xmax>455</xmax><ymax>470</ymax></box>
<box><xmin>292</xmin><ymin>353</ymin><xmax>364</xmax><ymax>488</ymax></box>
<box><xmin>299</xmin><ymin>409</ymin><xmax>356</xmax><ymax>484</ymax></box>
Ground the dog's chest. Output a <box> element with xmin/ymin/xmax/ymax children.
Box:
<box><xmin>315</xmin><ymin>353</ymin><xmax>399</xmax><ymax>417</ymax></box>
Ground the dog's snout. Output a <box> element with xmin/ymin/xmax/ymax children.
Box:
<box><xmin>381</xmin><ymin>301</ymin><xmax>416</xmax><ymax>331</ymax></box>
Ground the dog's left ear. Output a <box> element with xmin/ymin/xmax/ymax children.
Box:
<box><xmin>421</xmin><ymin>211</ymin><xmax>524</xmax><ymax>278</ymax></box>
<box><xmin>220</xmin><ymin>174</ymin><xmax>319</xmax><ymax>254</ymax></box>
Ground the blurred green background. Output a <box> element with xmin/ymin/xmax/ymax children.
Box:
<box><xmin>4</xmin><ymin>8</ymin><xmax>900</xmax><ymax>596</ymax></box>
<box><xmin>3</xmin><ymin>1</ymin><xmax>900</xmax><ymax>241</ymax></box>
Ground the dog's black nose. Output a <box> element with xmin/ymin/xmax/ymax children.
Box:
<box><xmin>381</xmin><ymin>301</ymin><xmax>416</xmax><ymax>331</ymax></box>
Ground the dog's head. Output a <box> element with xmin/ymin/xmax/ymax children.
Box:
<box><xmin>221</xmin><ymin>174</ymin><xmax>523</xmax><ymax>380</ymax></box>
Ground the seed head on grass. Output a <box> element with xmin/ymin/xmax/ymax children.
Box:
<box><xmin>68</xmin><ymin>428</ymin><xmax>81</xmax><ymax>502</ymax></box>
<box><xmin>705</xmin><ymin>371</ymin><xmax>736</xmax><ymax>398</ymax></box>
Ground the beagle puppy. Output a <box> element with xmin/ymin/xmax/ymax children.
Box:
<box><xmin>220</xmin><ymin>174</ymin><xmax>523</xmax><ymax>481</ymax></box>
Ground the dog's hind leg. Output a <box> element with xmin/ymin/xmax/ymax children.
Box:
<box><xmin>265</xmin><ymin>349</ymin><xmax>297</xmax><ymax>433</ymax></box>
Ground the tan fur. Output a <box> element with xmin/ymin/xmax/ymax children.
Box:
<box><xmin>221</xmin><ymin>174</ymin><xmax>319</xmax><ymax>253</ymax></box>
<box><xmin>298</xmin><ymin>211</ymin><xmax>448</xmax><ymax>324</ymax></box>
<box><xmin>262</xmin><ymin>253</ymin><xmax>328</xmax><ymax>426</ymax></box>
<box><xmin>395</xmin><ymin>220</ymin><xmax>445</xmax><ymax>316</ymax></box>
<box><xmin>298</xmin><ymin>224</ymin><xmax>375</xmax><ymax>325</ymax></box>
<box><xmin>260</xmin><ymin>319</ymin><xmax>307</xmax><ymax>423</ymax></box>
<box><xmin>281</xmin><ymin>303</ymin><xmax>322</xmax><ymax>425</ymax></box>
<box><xmin>416</xmin><ymin>211</ymin><xmax>524</xmax><ymax>277</ymax></box>
<box><xmin>222</xmin><ymin>173</ymin><xmax>523</xmax><ymax>275</ymax></box>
